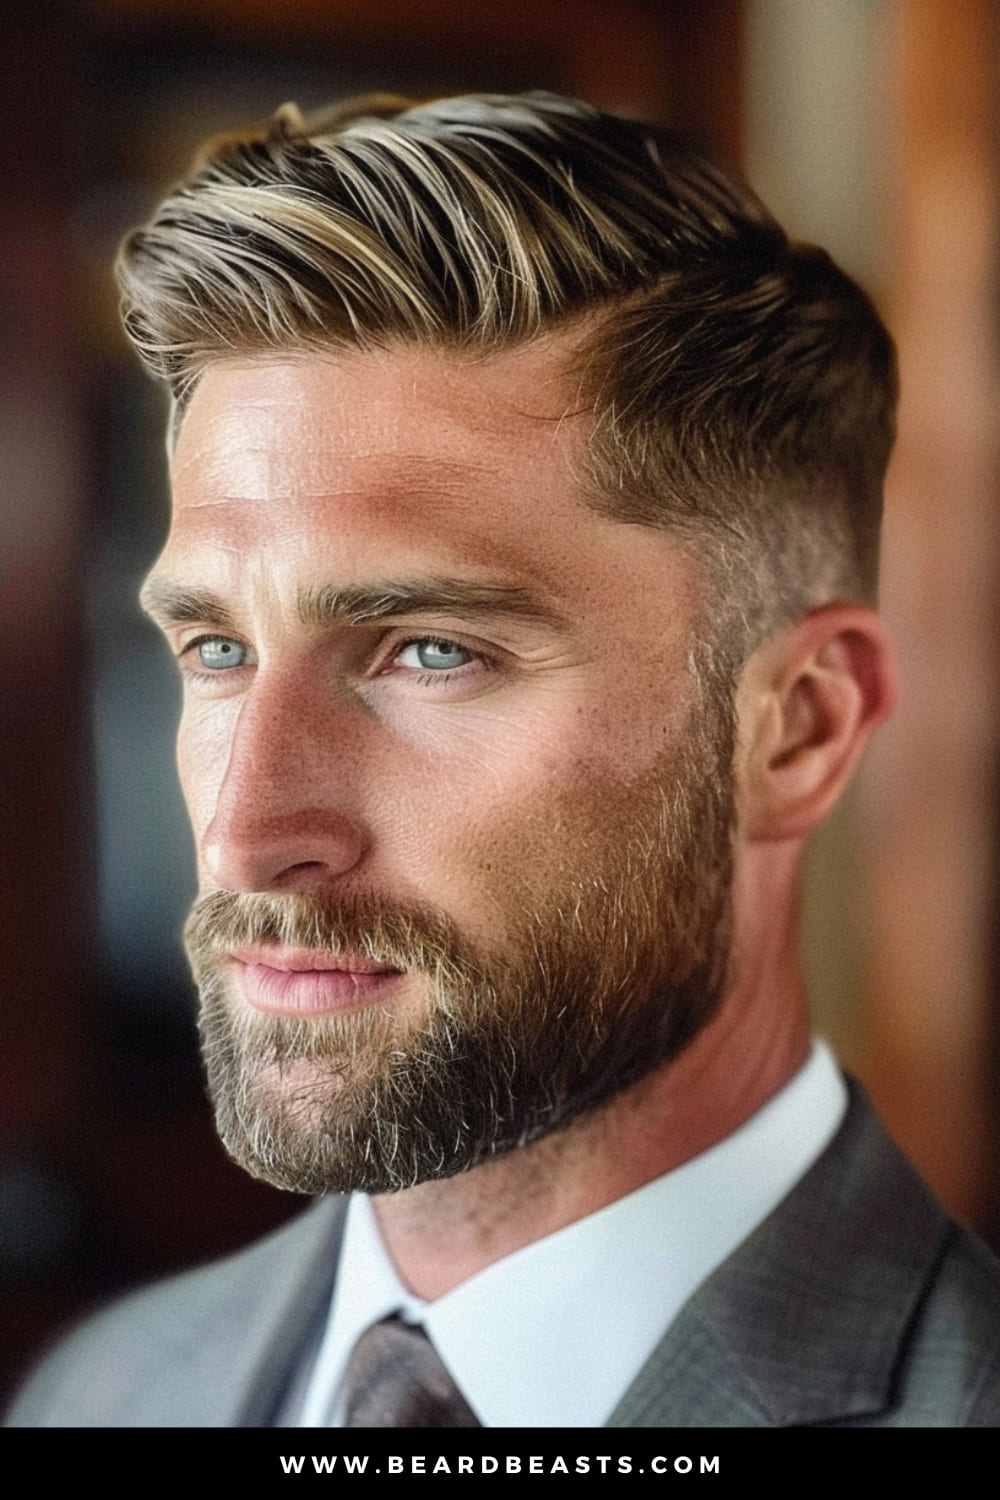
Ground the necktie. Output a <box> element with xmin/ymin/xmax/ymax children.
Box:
<box><xmin>341</xmin><ymin>1315</ymin><xmax>481</xmax><ymax>1427</ymax></box>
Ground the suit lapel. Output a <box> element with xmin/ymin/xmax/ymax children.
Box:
<box><xmin>236</xmin><ymin>1198</ymin><xmax>348</xmax><ymax>1425</ymax></box>
<box><xmin>152</xmin><ymin>1196</ymin><xmax>347</xmax><ymax>1427</ymax></box>
<box><xmin>607</xmin><ymin>1083</ymin><xmax>948</xmax><ymax>1427</ymax></box>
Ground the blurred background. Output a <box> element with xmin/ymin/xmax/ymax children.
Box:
<box><xmin>2</xmin><ymin>0</ymin><xmax>998</xmax><ymax>1401</ymax></box>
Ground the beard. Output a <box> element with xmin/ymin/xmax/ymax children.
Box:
<box><xmin>186</xmin><ymin>680</ymin><xmax>735</xmax><ymax>1197</ymax></box>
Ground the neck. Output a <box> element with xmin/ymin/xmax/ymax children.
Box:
<box><xmin>373</xmin><ymin>906</ymin><xmax>811</xmax><ymax>1299</ymax></box>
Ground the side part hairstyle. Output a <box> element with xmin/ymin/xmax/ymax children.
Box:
<box><xmin>118</xmin><ymin>92</ymin><xmax>897</xmax><ymax>659</ymax></box>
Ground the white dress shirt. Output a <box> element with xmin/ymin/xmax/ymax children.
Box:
<box><xmin>299</xmin><ymin>1040</ymin><xmax>847</xmax><ymax>1427</ymax></box>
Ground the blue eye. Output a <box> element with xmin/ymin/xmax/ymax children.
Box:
<box><xmin>196</xmin><ymin>637</ymin><xmax>247</xmax><ymax>671</ymax></box>
<box><xmin>398</xmin><ymin>639</ymin><xmax>472</xmax><ymax>672</ymax></box>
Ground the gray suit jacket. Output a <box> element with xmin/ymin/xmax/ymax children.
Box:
<box><xmin>7</xmin><ymin>1083</ymin><xmax>1000</xmax><ymax>1426</ymax></box>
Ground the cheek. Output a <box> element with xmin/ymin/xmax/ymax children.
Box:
<box><xmin>394</xmin><ymin>677</ymin><xmax>684</xmax><ymax>796</ymax></box>
<box><xmin>411</xmin><ymin>755</ymin><xmax>662</xmax><ymax>949</ymax></box>
<box><xmin>375</xmin><ymin>678</ymin><xmax>696</xmax><ymax>908</ymax></box>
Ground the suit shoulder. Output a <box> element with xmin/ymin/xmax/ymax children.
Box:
<box><xmin>5</xmin><ymin>1197</ymin><xmax>343</xmax><ymax>1428</ymax></box>
<box><xmin>885</xmin><ymin>1220</ymin><xmax>1000</xmax><ymax>1427</ymax></box>
<box><xmin>612</xmin><ymin>1084</ymin><xmax>1000</xmax><ymax>1428</ymax></box>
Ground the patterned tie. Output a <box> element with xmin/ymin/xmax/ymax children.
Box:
<box><xmin>341</xmin><ymin>1315</ymin><xmax>481</xmax><ymax>1427</ymax></box>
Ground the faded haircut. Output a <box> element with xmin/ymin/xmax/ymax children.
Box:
<box><xmin>117</xmin><ymin>91</ymin><xmax>897</xmax><ymax>662</ymax></box>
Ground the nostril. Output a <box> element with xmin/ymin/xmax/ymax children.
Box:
<box><xmin>275</xmin><ymin>860</ymin><xmax>333</xmax><ymax>887</ymax></box>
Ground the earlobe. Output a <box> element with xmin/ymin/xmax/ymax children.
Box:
<box><xmin>737</xmin><ymin>605</ymin><xmax>898</xmax><ymax>842</ymax></box>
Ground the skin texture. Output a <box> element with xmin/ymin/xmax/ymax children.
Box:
<box><xmin>144</xmin><ymin>336</ymin><xmax>897</xmax><ymax>1297</ymax></box>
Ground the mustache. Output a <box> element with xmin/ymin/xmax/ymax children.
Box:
<box><xmin>184</xmin><ymin>889</ymin><xmax>475</xmax><ymax>975</ymax></box>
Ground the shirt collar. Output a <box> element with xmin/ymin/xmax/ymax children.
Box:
<box><xmin>299</xmin><ymin>1039</ymin><xmax>846</xmax><ymax>1427</ymax></box>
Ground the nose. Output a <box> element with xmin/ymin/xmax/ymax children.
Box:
<box><xmin>189</xmin><ymin>671</ymin><xmax>369</xmax><ymax>894</ymax></box>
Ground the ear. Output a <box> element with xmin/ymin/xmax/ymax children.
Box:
<box><xmin>735</xmin><ymin>604</ymin><xmax>898</xmax><ymax>842</ymax></box>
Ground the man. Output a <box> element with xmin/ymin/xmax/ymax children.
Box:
<box><xmin>9</xmin><ymin>91</ymin><xmax>1000</xmax><ymax>1427</ymax></box>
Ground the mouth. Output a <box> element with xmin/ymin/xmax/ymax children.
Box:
<box><xmin>226</xmin><ymin>946</ymin><xmax>406</xmax><ymax>1017</ymax></box>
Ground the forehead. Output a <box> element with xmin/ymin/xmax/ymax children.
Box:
<box><xmin>172</xmin><ymin>339</ymin><xmax>579</xmax><ymax>487</ymax></box>
<box><xmin>164</xmin><ymin>341</ymin><xmax>697</xmax><ymax>635</ymax></box>
<box><xmin>172</xmin><ymin>343</ymin><xmax>578</xmax><ymax>549</ymax></box>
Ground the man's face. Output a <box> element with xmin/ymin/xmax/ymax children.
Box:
<box><xmin>145</xmin><ymin>340</ymin><xmax>735</xmax><ymax>1195</ymax></box>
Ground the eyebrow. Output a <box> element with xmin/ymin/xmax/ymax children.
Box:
<box><xmin>140</xmin><ymin>581</ymin><xmax>238</xmax><ymax>630</ymax></box>
<box><xmin>140</xmin><ymin>575</ymin><xmax>565</xmax><ymax>632</ymax></box>
<box><xmin>297</xmin><ymin>578</ymin><xmax>564</xmax><ymax>629</ymax></box>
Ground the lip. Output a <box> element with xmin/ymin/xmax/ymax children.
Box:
<box><xmin>227</xmin><ymin>946</ymin><xmax>404</xmax><ymax>1016</ymax></box>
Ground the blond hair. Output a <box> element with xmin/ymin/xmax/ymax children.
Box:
<box><xmin>118</xmin><ymin>92</ymin><xmax>896</xmax><ymax>658</ymax></box>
